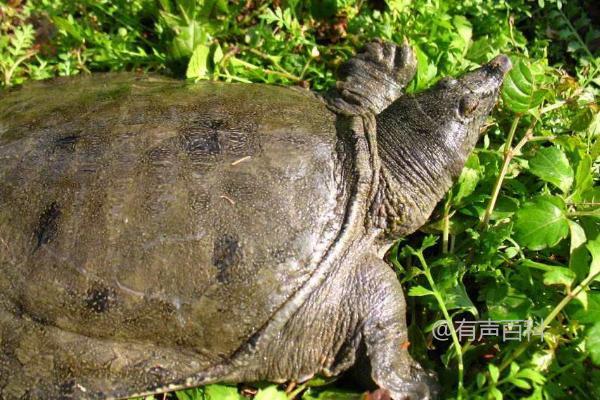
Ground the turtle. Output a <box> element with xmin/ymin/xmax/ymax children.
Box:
<box><xmin>0</xmin><ymin>40</ymin><xmax>511</xmax><ymax>400</ymax></box>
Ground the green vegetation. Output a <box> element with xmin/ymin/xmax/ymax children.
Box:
<box><xmin>1</xmin><ymin>0</ymin><xmax>599</xmax><ymax>398</ymax></box>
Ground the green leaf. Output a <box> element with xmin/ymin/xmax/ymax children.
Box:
<box><xmin>175</xmin><ymin>388</ymin><xmax>204</xmax><ymax>400</ymax></box>
<box><xmin>581</xmin><ymin>188</ymin><xmax>600</xmax><ymax>213</ymax></box>
<box><xmin>52</xmin><ymin>16</ymin><xmax>83</xmax><ymax>42</ymax></box>
<box><xmin>205</xmin><ymin>384</ymin><xmax>243</xmax><ymax>400</ymax></box>
<box><xmin>571</xmin><ymin>106</ymin><xmax>596</xmax><ymax>132</ymax></box>
<box><xmin>408</xmin><ymin>285</ymin><xmax>434</xmax><ymax>297</ymax></box>
<box><xmin>569</xmin><ymin>220</ymin><xmax>589</xmax><ymax>280</ymax></box>
<box><xmin>489</xmin><ymin>364</ymin><xmax>500</xmax><ymax>383</ymax></box>
<box><xmin>254</xmin><ymin>386</ymin><xmax>287</xmax><ymax>400</ymax></box>
<box><xmin>587</xmin><ymin>235</ymin><xmax>600</xmax><ymax>279</ymax></box>
<box><xmin>411</xmin><ymin>46</ymin><xmax>437</xmax><ymax>91</ymax></box>
<box><xmin>485</xmin><ymin>284</ymin><xmax>532</xmax><ymax>320</ymax></box>
<box><xmin>170</xmin><ymin>21</ymin><xmax>207</xmax><ymax>61</ymax></box>
<box><xmin>586</xmin><ymin>322</ymin><xmax>600</xmax><ymax>366</ymax></box>
<box><xmin>514</xmin><ymin>196</ymin><xmax>569</xmax><ymax>250</ymax></box>
<box><xmin>573</xmin><ymin>293</ymin><xmax>600</xmax><ymax>324</ymax></box>
<box><xmin>543</xmin><ymin>267</ymin><xmax>575</xmax><ymax>288</ymax></box>
<box><xmin>432</xmin><ymin>258</ymin><xmax>478</xmax><ymax>316</ymax></box>
<box><xmin>304</xmin><ymin>376</ymin><xmax>338</xmax><ymax>387</ymax></box>
<box><xmin>302</xmin><ymin>387</ymin><xmax>362</xmax><ymax>400</ymax></box>
<box><xmin>213</xmin><ymin>43</ymin><xmax>224</xmax><ymax>64</ymax></box>
<box><xmin>509</xmin><ymin>378</ymin><xmax>531</xmax><ymax>390</ymax></box>
<box><xmin>489</xmin><ymin>387</ymin><xmax>503</xmax><ymax>400</ymax></box>
<box><xmin>501</xmin><ymin>58</ymin><xmax>545</xmax><ymax>113</ymax></box>
<box><xmin>452</xmin><ymin>15</ymin><xmax>472</xmax><ymax>51</ymax></box>
<box><xmin>516</xmin><ymin>368</ymin><xmax>546</xmax><ymax>385</ymax></box>
<box><xmin>187</xmin><ymin>44</ymin><xmax>211</xmax><ymax>79</ymax></box>
<box><xmin>476</xmin><ymin>372</ymin><xmax>486</xmax><ymax>389</ymax></box>
<box><xmin>572</xmin><ymin>155</ymin><xmax>593</xmax><ymax>202</ymax></box>
<box><xmin>490</xmin><ymin>196</ymin><xmax>519</xmax><ymax>220</ymax></box>
<box><xmin>454</xmin><ymin>153</ymin><xmax>480</xmax><ymax>203</ymax></box>
<box><xmin>528</xmin><ymin>146</ymin><xmax>574</xmax><ymax>193</ymax></box>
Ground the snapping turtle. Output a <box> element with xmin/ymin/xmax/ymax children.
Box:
<box><xmin>0</xmin><ymin>41</ymin><xmax>510</xmax><ymax>399</ymax></box>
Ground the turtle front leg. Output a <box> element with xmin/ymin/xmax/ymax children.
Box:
<box><xmin>329</xmin><ymin>40</ymin><xmax>416</xmax><ymax>114</ymax></box>
<box><xmin>356</xmin><ymin>255</ymin><xmax>437</xmax><ymax>399</ymax></box>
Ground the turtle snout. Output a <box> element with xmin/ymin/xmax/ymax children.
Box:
<box><xmin>487</xmin><ymin>54</ymin><xmax>512</xmax><ymax>76</ymax></box>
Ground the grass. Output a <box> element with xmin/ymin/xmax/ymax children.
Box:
<box><xmin>1</xmin><ymin>0</ymin><xmax>599</xmax><ymax>399</ymax></box>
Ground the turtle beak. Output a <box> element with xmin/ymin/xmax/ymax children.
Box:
<box><xmin>460</xmin><ymin>54</ymin><xmax>512</xmax><ymax>99</ymax></box>
<box><xmin>486</xmin><ymin>54</ymin><xmax>512</xmax><ymax>77</ymax></box>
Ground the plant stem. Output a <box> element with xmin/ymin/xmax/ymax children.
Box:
<box><xmin>499</xmin><ymin>268</ymin><xmax>600</xmax><ymax>373</ymax></box>
<box><xmin>556</xmin><ymin>7</ymin><xmax>597</xmax><ymax>64</ymax></box>
<box><xmin>556</xmin><ymin>7</ymin><xmax>599</xmax><ymax>87</ymax></box>
<box><xmin>567</xmin><ymin>210</ymin><xmax>600</xmax><ymax>218</ymax></box>
<box><xmin>442</xmin><ymin>194</ymin><xmax>452</xmax><ymax>254</ymax></box>
<box><xmin>540</xmin><ymin>101</ymin><xmax>566</xmax><ymax>115</ymax></box>
<box><xmin>247</xmin><ymin>48</ymin><xmax>302</xmax><ymax>81</ymax></box>
<box><xmin>287</xmin><ymin>383</ymin><xmax>306</xmax><ymax>398</ymax></box>
<box><xmin>3</xmin><ymin>50</ymin><xmax>36</xmax><ymax>86</ymax></box>
<box><xmin>481</xmin><ymin>115</ymin><xmax>521</xmax><ymax>227</ymax></box>
<box><xmin>541</xmin><ymin>270</ymin><xmax>599</xmax><ymax>332</ymax></box>
<box><xmin>415</xmin><ymin>252</ymin><xmax>464</xmax><ymax>398</ymax></box>
<box><xmin>230</xmin><ymin>56</ymin><xmax>301</xmax><ymax>81</ymax></box>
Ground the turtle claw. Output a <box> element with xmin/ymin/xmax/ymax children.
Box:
<box><xmin>329</xmin><ymin>39</ymin><xmax>417</xmax><ymax>114</ymax></box>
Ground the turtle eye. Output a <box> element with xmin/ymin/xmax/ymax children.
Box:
<box><xmin>459</xmin><ymin>95</ymin><xmax>479</xmax><ymax>117</ymax></box>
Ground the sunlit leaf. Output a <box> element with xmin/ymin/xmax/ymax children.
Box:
<box><xmin>587</xmin><ymin>235</ymin><xmax>600</xmax><ymax>278</ymax></box>
<box><xmin>501</xmin><ymin>58</ymin><xmax>546</xmax><ymax>113</ymax></box>
<box><xmin>408</xmin><ymin>285</ymin><xmax>434</xmax><ymax>297</ymax></box>
<box><xmin>170</xmin><ymin>21</ymin><xmax>207</xmax><ymax>61</ymax></box>
<box><xmin>543</xmin><ymin>267</ymin><xmax>575</xmax><ymax>288</ymax></box>
<box><xmin>254</xmin><ymin>386</ymin><xmax>287</xmax><ymax>400</ymax></box>
<box><xmin>302</xmin><ymin>387</ymin><xmax>362</xmax><ymax>399</ymax></box>
<box><xmin>514</xmin><ymin>196</ymin><xmax>569</xmax><ymax>250</ymax></box>
<box><xmin>205</xmin><ymin>384</ymin><xmax>243</xmax><ymax>400</ymax></box>
<box><xmin>586</xmin><ymin>322</ymin><xmax>600</xmax><ymax>366</ymax></box>
<box><xmin>528</xmin><ymin>146</ymin><xmax>573</xmax><ymax>193</ymax></box>
<box><xmin>187</xmin><ymin>44</ymin><xmax>211</xmax><ymax>79</ymax></box>
<box><xmin>568</xmin><ymin>220</ymin><xmax>589</xmax><ymax>280</ymax></box>
<box><xmin>454</xmin><ymin>153</ymin><xmax>481</xmax><ymax>203</ymax></box>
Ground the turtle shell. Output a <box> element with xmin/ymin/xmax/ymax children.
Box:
<box><xmin>0</xmin><ymin>74</ymin><xmax>357</xmax><ymax>397</ymax></box>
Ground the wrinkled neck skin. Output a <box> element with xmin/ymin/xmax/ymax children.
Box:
<box><xmin>372</xmin><ymin>94</ymin><xmax>481</xmax><ymax>238</ymax></box>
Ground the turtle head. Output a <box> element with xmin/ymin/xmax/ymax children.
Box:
<box><xmin>374</xmin><ymin>55</ymin><xmax>511</xmax><ymax>236</ymax></box>
<box><xmin>425</xmin><ymin>54</ymin><xmax>512</xmax><ymax>152</ymax></box>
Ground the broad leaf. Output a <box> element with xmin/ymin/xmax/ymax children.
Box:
<box><xmin>454</xmin><ymin>153</ymin><xmax>481</xmax><ymax>203</ymax></box>
<box><xmin>302</xmin><ymin>387</ymin><xmax>362</xmax><ymax>400</ymax></box>
<box><xmin>514</xmin><ymin>196</ymin><xmax>569</xmax><ymax>250</ymax></box>
<box><xmin>573</xmin><ymin>293</ymin><xmax>600</xmax><ymax>324</ymax></box>
<box><xmin>170</xmin><ymin>21</ymin><xmax>207</xmax><ymax>61</ymax></box>
<box><xmin>586</xmin><ymin>322</ymin><xmax>600</xmax><ymax>366</ymax></box>
<box><xmin>175</xmin><ymin>388</ymin><xmax>204</xmax><ymax>400</ymax></box>
<box><xmin>543</xmin><ymin>267</ymin><xmax>575</xmax><ymax>288</ymax></box>
<box><xmin>569</xmin><ymin>220</ymin><xmax>589</xmax><ymax>280</ymax></box>
<box><xmin>433</xmin><ymin>260</ymin><xmax>478</xmax><ymax>316</ymax></box>
<box><xmin>205</xmin><ymin>384</ymin><xmax>243</xmax><ymax>400</ymax></box>
<box><xmin>254</xmin><ymin>386</ymin><xmax>287</xmax><ymax>400</ymax></box>
<box><xmin>587</xmin><ymin>235</ymin><xmax>600</xmax><ymax>279</ymax></box>
<box><xmin>501</xmin><ymin>58</ymin><xmax>546</xmax><ymax>113</ymax></box>
<box><xmin>528</xmin><ymin>146</ymin><xmax>573</xmax><ymax>193</ymax></box>
<box><xmin>572</xmin><ymin>155</ymin><xmax>593</xmax><ymax>202</ymax></box>
<box><xmin>187</xmin><ymin>44</ymin><xmax>211</xmax><ymax>79</ymax></box>
<box><xmin>489</xmin><ymin>364</ymin><xmax>500</xmax><ymax>383</ymax></box>
<box><xmin>408</xmin><ymin>285</ymin><xmax>435</xmax><ymax>297</ymax></box>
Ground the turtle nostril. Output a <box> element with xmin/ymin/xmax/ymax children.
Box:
<box><xmin>488</xmin><ymin>54</ymin><xmax>512</xmax><ymax>75</ymax></box>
